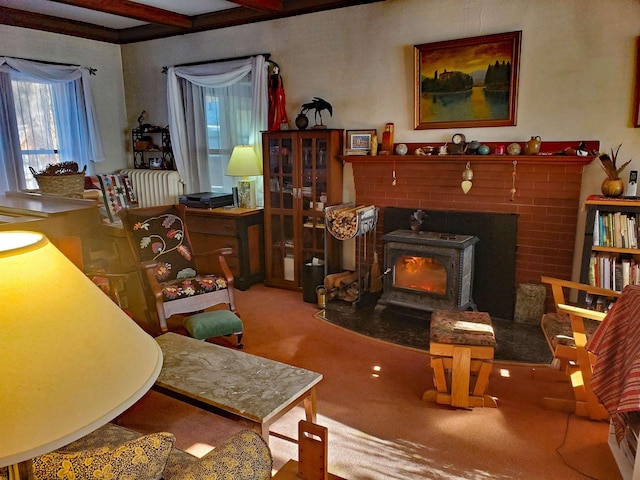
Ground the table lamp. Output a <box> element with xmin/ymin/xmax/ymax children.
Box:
<box><xmin>226</xmin><ymin>145</ymin><xmax>262</xmax><ymax>209</ymax></box>
<box><xmin>0</xmin><ymin>231</ymin><xmax>163</xmax><ymax>480</ymax></box>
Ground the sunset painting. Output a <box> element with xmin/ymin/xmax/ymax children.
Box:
<box><xmin>414</xmin><ymin>31</ymin><xmax>521</xmax><ymax>129</ymax></box>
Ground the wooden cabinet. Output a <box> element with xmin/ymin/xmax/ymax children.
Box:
<box><xmin>185</xmin><ymin>207</ymin><xmax>264</xmax><ymax>290</ymax></box>
<box><xmin>580</xmin><ymin>197</ymin><xmax>640</xmax><ymax>299</ymax></box>
<box><xmin>262</xmin><ymin>129</ymin><xmax>343</xmax><ymax>289</ymax></box>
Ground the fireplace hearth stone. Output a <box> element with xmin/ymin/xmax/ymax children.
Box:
<box><xmin>375</xmin><ymin>230</ymin><xmax>478</xmax><ymax>316</ymax></box>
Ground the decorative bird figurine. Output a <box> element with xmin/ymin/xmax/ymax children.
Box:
<box><xmin>300</xmin><ymin>97</ymin><xmax>333</xmax><ymax>128</ymax></box>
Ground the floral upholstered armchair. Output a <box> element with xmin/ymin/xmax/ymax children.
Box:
<box><xmin>0</xmin><ymin>423</ymin><xmax>272</xmax><ymax>480</ymax></box>
<box><xmin>119</xmin><ymin>204</ymin><xmax>237</xmax><ymax>335</ymax></box>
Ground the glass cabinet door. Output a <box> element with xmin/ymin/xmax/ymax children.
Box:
<box><xmin>300</xmin><ymin>135</ymin><xmax>328</xmax><ymax>269</ymax></box>
<box><xmin>265</xmin><ymin>136</ymin><xmax>297</xmax><ymax>285</ymax></box>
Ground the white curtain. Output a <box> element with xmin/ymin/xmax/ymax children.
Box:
<box><xmin>0</xmin><ymin>57</ymin><xmax>104</xmax><ymax>193</ymax></box>
<box><xmin>166</xmin><ymin>55</ymin><xmax>268</xmax><ymax>196</ymax></box>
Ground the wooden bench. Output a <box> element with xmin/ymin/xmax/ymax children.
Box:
<box><xmin>423</xmin><ymin>310</ymin><xmax>497</xmax><ymax>408</ymax></box>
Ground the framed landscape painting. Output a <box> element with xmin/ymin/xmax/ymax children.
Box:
<box><xmin>414</xmin><ymin>31</ymin><xmax>522</xmax><ymax>129</ymax></box>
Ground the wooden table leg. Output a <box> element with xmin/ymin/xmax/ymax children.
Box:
<box><xmin>303</xmin><ymin>387</ymin><xmax>318</xmax><ymax>424</ymax></box>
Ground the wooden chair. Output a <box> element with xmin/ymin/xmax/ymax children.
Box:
<box><xmin>539</xmin><ymin>276</ymin><xmax>621</xmax><ymax>419</ymax></box>
<box><xmin>119</xmin><ymin>204</ymin><xmax>237</xmax><ymax>335</ymax></box>
<box><xmin>540</xmin><ymin>276</ymin><xmax>620</xmax><ymax>372</ymax></box>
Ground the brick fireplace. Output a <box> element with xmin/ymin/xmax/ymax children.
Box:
<box><xmin>344</xmin><ymin>141</ymin><xmax>596</xmax><ymax>314</ymax></box>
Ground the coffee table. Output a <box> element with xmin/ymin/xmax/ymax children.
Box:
<box><xmin>153</xmin><ymin>332</ymin><xmax>323</xmax><ymax>444</ymax></box>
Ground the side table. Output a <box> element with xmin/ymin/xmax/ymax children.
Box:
<box><xmin>185</xmin><ymin>206</ymin><xmax>264</xmax><ymax>290</ymax></box>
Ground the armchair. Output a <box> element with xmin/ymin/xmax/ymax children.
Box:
<box><xmin>539</xmin><ymin>276</ymin><xmax>621</xmax><ymax>420</ymax></box>
<box><xmin>119</xmin><ymin>204</ymin><xmax>237</xmax><ymax>335</ymax></box>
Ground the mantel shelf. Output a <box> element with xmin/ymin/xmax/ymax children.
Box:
<box><xmin>341</xmin><ymin>154</ymin><xmax>595</xmax><ymax>166</ymax></box>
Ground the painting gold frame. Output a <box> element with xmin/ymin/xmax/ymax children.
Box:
<box><xmin>633</xmin><ymin>36</ymin><xmax>640</xmax><ymax>127</ymax></box>
<box><xmin>414</xmin><ymin>31</ymin><xmax>522</xmax><ymax>130</ymax></box>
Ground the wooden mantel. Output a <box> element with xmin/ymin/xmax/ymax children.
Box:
<box><xmin>344</xmin><ymin>140</ymin><xmax>599</xmax><ymax>313</ymax></box>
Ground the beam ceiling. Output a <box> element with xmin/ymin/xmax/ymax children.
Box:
<box><xmin>0</xmin><ymin>0</ymin><xmax>383</xmax><ymax>44</ymax></box>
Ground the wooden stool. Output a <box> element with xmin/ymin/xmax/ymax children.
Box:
<box><xmin>423</xmin><ymin>310</ymin><xmax>497</xmax><ymax>408</ymax></box>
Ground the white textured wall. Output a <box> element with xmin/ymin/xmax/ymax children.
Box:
<box><xmin>0</xmin><ymin>25</ymin><xmax>127</xmax><ymax>174</ymax></box>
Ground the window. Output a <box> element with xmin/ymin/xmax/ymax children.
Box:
<box><xmin>166</xmin><ymin>55</ymin><xmax>267</xmax><ymax>199</ymax></box>
<box><xmin>0</xmin><ymin>58</ymin><xmax>103</xmax><ymax>195</ymax></box>
<box><xmin>204</xmin><ymin>80</ymin><xmax>252</xmax><ymax>193</ymax></box>
<box><xmin>13</xmin><ymin>78</ymin><xmax>60</xmax><ymax>190</ymax></box>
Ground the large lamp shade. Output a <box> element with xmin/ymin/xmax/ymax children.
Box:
<box><xmin>0</xmin><ymin>231</ymin><xmax>163</xmax><ymax>472</ymax></box>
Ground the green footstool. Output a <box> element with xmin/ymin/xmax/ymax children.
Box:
<box><xmin>184</xmin><ymin>310</ymin><xmax>244</xmax><ymax>349</ymax></box>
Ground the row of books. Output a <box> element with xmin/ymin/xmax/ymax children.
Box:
<box><xmin>593</xmin><ymin>210</ymin><xmax>640</xmax><ymax>249</ymax></box>
<box><xmin>588</xmin><ymin>252</ymin><xmax>639</xmax><ymax>292</ymax></box>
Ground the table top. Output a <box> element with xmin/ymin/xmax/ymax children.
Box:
<box><xmin>155</xmin><ymin>333</ymin><xmax>322</xmax><ymax>424</ymax></box>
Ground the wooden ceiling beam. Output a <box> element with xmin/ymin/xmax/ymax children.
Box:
<box><xmin>48</xmin><ymin>0</ymin><xmax>193</xmax><ymax>28</ymax></box>
<box><xmin>230</xmin><ymin>0</ymin><xmax>283</xmax><ymax>12</ymax></box>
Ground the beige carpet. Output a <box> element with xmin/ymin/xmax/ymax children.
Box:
<box><xmin>118</xmin><ymin>284</ymin><xmax>622</xmax><ymax>480</ymax></box>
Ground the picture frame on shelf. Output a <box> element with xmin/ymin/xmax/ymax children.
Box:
<box><xmin>633</xmin><ymin>36</ymin><xmax>640</xmax><ymax>128</ymax></box>
<box><xmin>414</xmin><ymin>31</ymin><xmax>522</xmax><ymax>130</ymax></box>
<box><xmin>345</xmin><ymin>129</ymin><xmax>376</xmax><ymax>155</ymax></box>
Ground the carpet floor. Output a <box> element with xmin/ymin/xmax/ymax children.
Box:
<box><xmin>317</xmin><ymin>298</ymin><xmax>553</xmax><ymax>364</ymax></box>
<box><xmin>118</xmin><ymin>284</ymin><xmax>620</xmax><ymax>480</ymax></box>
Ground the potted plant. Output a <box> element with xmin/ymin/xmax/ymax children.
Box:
<box><xmin>598</xmin><ymin>144</ymin><xmax>632</xmax><ymax>197</ymax></box>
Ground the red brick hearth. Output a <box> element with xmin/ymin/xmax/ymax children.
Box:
<box><xmin>345</xmin><ymin>141</ymin><xmax>597</xmax><ymax>306</ymax></box>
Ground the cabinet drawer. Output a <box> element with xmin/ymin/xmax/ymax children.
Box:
<box><xmin>190</xmin><ymin>232</ymin><xmax>238</xmax><ymax>254</ymax></box>
<box><xmin>187</xmin><ymin>215</ymin><xmax>237</xmax><ymax>235</ymax></box>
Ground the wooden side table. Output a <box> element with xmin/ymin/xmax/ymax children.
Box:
<box><xmin>185</xmin><ymin>207</ymin><xmax>264</xmax><ymax>290</ymax></box>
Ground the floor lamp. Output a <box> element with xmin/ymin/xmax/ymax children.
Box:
<box><xmin>226</xmin><ymin>145</ymin><xmax>262</xmax><ymax>209</ymax></box>
<box><xmin>0</xmin><ymin>231</ymin><xmax>163</xmax><ymax>480</ymax></box>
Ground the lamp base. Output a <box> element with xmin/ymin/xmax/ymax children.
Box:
<box><xmin>238</xmin><ymin>180</ymin><xmax>256</xmax><ymax>209</ymax></box>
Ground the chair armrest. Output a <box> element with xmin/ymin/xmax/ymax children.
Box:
<box><xmin>193</xmin><ymin>247</ymin><xmax>235</xmax><ymax>287</ymax></box>
<box><xmin>541</xmin><ymin>276</ymin><xmax>621</xmax><ymax>312</ymax></box>
<box><xmin>556</xmin><ymin>304</ymin><xmax>607</xmax><ymax>322</ymax></box>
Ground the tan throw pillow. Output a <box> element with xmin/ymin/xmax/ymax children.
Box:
<box><xmin>32</xmin><ymin>432</ymin><xmax>175</xmax><ymax>480</ymax></box>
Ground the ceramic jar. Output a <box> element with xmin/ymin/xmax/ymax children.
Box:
<box><xmin>524</xmin><ymin>136</ymin><xmax>542</xmax><ymax>155</ymax></box>
<box><xmin>601</xmin><ymin>178</ymin><xmax>625</xmax><ymax>197</ymax></box>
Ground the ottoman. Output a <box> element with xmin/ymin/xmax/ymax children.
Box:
<box><xmin>184</xmin><ymin>310</ymin><xmax>244</xmax><ymax>348</ymax></box>
<box><xmin>423</xmin><ymin>310</ymin><xmax>496</xmax><ymax>408</ymax></box>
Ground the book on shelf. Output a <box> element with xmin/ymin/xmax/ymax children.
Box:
<box><xmin>592</xmin><ymin>210</ymin><xmax>640</xmax><ymax>249</ymax></box>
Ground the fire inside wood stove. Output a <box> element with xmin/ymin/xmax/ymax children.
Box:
<box><xmin>375</xmin><ymin>230</ymin><xmax>479</xmax><ymax>316</ymax></box>
<box><xmin>394</xmin><ymin>256</ymin><xmax>447</xmax><ymax>294</ymax></box>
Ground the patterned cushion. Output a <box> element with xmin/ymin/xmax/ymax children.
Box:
<box><xmin>96</xmin><ymin>174</ymin><xmax>138</xmax><ymax>222</ymax></box>
<box><xmin>541</xmin><ymin>312</ymin><xmax>601</xmax><ymax>350</ymax></box>
<box><xmin>32</xmin><ymin>431</ymin><xmax>174</xmax><ymax>480</ymax></box>
<box><xmin>163</xmin><ymin>430</ymin><xmax>272</xmax><ymax>480</ymax></box>
<box><xmin>430</xmin><ymin>310</ymin><xmax>496</xmax><ymax>347</ymax></box>
<box><xmin>159</xmin><ymin>274</ymin><xmax>227</xmax><ymax>302</ymax></box>
<box><xmin>121</xmin><ymin>205</ymin><xmax>196</xmax><ymax>280</ymax></box>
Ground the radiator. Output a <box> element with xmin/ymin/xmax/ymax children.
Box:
<box><xmin>119</xmin><ymin>169</ymin><xmax>185</xmax><ymax>208</ymax></box>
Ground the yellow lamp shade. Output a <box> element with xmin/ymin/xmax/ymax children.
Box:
<box><xmin>0</xmin><ymin>231</ymin><xmax>163</xmax><ymax>468</ymax></box>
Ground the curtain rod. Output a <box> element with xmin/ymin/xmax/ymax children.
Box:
<box><xmin>162</xmin><ymin>53</ymin><xmax>274</xmax><ymax>74</ymax></box>
<box><xmin>1</xmin><ymin>55</ymin><xmax>97</xmax><ymax>74</ymax></box>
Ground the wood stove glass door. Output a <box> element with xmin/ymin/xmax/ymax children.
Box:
<box><xmin>394</xmin><ymin>255</ymin><xmax>447</xmax><ymax>296</ymax></box>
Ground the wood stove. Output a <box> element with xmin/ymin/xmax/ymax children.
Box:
<box><xmin>375</xmin><ymin>230</ymin><xmax>478</xmax><ymax>315</ymax></box>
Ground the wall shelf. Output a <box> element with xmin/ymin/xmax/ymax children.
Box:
<box><xmin>342</xmin><ymin>154</ymin><xmax>595</xmax><ymax>166</ymax></box>
<box><xmin>342</xmin><ymin>140</ymin><xmax>598</xmax><ymax>166</ymax></box>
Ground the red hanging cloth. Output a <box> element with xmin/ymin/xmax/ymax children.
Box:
<box><xmin>268</xmin><ymin>66</ymin><xmax>288</xmax><ymax>131</ymax></box>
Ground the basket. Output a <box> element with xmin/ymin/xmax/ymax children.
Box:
<box><xmin>30</xmin><ymin>165</ymin><xmax>87</xmax><ymax>196</ymax></box>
